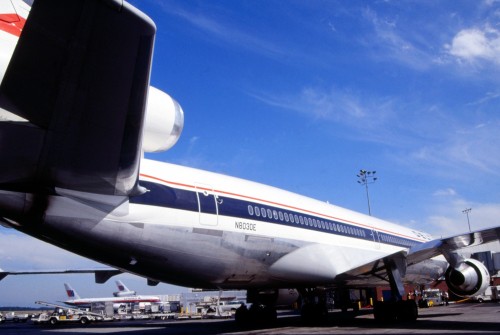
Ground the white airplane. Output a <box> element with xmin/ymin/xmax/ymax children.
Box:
<box><xmin>114</xmin><ymin>280</ymin><xmax>136</xmax><ymax>297</ymax></box>
<box><xmin>0</xmin><ymin>0</ymin><xmax>498</xmax><ymax>324</ymax></box>
<box><xmin>63</xmin><ymin>283</ymin><xmax>160</xmax><ymax>309</ymax></box>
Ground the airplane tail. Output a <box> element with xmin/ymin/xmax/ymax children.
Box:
<box><xmin>114</xmin><ymin>280</ymin><xmax>136</xmax><ymax>297</ymax></box>
<box><xmin>0</xmin><ymin>0</ymin><xmax>29</xmax><ymax>93</ymax></box>
<box><xmin>116</xmin><ymin>280</ymin><xmax>130</xmax><ymax>293</ymax></box>
<box><xmin>64</xmin><ymin>283</ymin><xmax>81</xmax><ymax>300</ymax></box>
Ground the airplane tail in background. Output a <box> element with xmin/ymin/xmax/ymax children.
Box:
<box><xmin>0</xmin><ymin>0</ymin><xmax>29</xmax><ymax>96</ymax></box>
<box><xmin>0</xmin><ymin>0</ymin><xmax>29</xmax><ymax>37</ymax></box>
<box><xmin>64</xmin><ymin>283</ymin><xmax>81</xmax><ymax>300</ymax></box>
<box><xmin>114</xmin><ymin>280</ymin><xmax>136</xmax><ymax>297</ymax></box>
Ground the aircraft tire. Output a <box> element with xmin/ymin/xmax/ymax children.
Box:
<box><xmin>373</xmin><ymin>301</ymin><xmax>397</xmax><ymax>323</ymax></box>
<box><xmin>397</xmin><ymin>300</ymin><xmax>418</xmax><ymax>322</ymax></box>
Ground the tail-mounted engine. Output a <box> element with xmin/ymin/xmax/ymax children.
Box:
<box><xmin>445</xmin><ymin>258</ymin><xmax>490</xmax><ymax>297</ymax></box>
<box><xmin>142</xmin><ymin>86</ymin><xmax>184</xmax><ymax>153</ymax></box>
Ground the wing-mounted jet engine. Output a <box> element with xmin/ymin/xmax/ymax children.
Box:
<box><xmin>445</xmin><ymin>258</ymin><xmax>490</xmax><ymax>297</ymax></box>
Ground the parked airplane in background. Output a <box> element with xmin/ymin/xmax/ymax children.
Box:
<box><xmin>0</xmin><ymin>0</ymin><xmax>499</xmax><ymax>324</ymax></box>
<box><xmin>114</xmin><ymin>280</ymin><xmax>136</xmax><ymax>297</ymax></box>
<box><xmin>63</xmin><ymin>283</ymin><xmax>160</xmax><ymax>309</ymax></box>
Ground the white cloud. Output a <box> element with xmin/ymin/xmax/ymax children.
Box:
<box><xmin>423</xmin><ymin>195</ymin><xmax>500</xmax><ymax>238</ymax></box>
<box><xmin>447</xmin><ymin>27</ymin><xmax>500</xmax><ymax>65</ymax></box>
<box><xmin>433</xmin><ymin>188</ymin><xmax>457</xmax><ymax>197</ymax></box>
<box><xmin>250</xmin><ymin>86</ymin><xmax>397</xmax><ymax>135</ymax></box>
<box><xmin>360</xmin><ymin>7</ymin><xmax>436</xmax><ymax>70</ymax></box>
<box><xmin>159</xmin><ymin>2</ymin><xmax>287</xmax><ymax>60</ymax></box>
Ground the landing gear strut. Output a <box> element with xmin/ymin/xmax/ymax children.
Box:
<box><xmin>373</xmin><ymin>254</ymin><xmax>418</xmax><ymax>322</ymax></box>
<box><xmin>298</xmin><ymin>288</ymin><xmax>328</xmax><ymax>323</ymax></box>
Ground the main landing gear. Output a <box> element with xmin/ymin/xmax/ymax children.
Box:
<box><xmin>298</xmin><ymin>288</ymin><xmax>329</xmax><ymax>324</ymax></box>
<box><xmin>373</xmin><ymin>254</ymin><xmax>418</xmax><ymax>322</ymax></box>
<box><xmin>235</xmin><ymin>289</ymin><xmax>278</xmax><ymax>325</ymax></box>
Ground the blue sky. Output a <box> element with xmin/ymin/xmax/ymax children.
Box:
<box><xmin>1</xmin><ymin>0</ymin><xmax>500</xmax><ymax>306</ymax></box>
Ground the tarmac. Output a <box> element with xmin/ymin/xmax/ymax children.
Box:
<box><xmin>1</xmin><ymin>302</ymin><xmax>499</xmax><ymax>335</ymax></box>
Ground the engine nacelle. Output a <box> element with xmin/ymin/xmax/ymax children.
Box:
<box><xmin>445</xmin><ymin>258</ymin><xmax>490</xmax><ymax>297</ymax></box>
<box><xmin>142</xmin><ymin>86</ymin><xmax>184</xmax><ymax>153</ymax></box>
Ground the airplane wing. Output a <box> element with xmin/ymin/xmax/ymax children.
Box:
<box><xmin>0</xmin><ymin>0</ymin><xmax>156</xmax><ymax>196</ymax></box>
<box><xmin>336</xmin><ymin>225</ymin><xmax>500</xmax><ymax>288</ymax></box>
<box><xmin>0</xmin><ymin>268</ymin><xmax>122</xmax><ymax>283</ymax></box>
<box><xmin>407</xmin><ymin>226</ymin><xmax>500</xmax><ymax>266</ymax></box>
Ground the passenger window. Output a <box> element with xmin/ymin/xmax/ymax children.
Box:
<box><xmin>254</xmin><ymin>206</ymin><xmax>260</xmax><ymax>216</ymax></box>
<box><xmin>261</xmin><ymin>208</ymin><xmax>267</xmax><ymax>218</ymax></box>
<box><xmin>248</xmin><ymin>205</ymin><xmax>254</xmax><ymax>216</ymax></box>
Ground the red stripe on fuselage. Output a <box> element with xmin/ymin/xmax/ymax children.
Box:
<box><xmin>139</xmin><ymin>173</ymin><xmax>426</xmax><ymax>243</ymax></box>
<box><xmin>0</xmin><ymin>13</ymin><xmax>25</xmax><ymax>37</ymax></box>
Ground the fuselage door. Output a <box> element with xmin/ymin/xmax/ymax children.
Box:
<box><xmin>195</xmin><ymin>183</ymin><xmax>218</xmax><ymax>226</ymax></box>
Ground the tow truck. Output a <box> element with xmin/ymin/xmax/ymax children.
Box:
<box><xmin>33</xmin><ymin>301</ymin><xmax>104</xmax><ymax>325</ymax></box>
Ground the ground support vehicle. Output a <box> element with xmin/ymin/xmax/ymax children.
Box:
<box><xmin>419</xmin><ymin>289</ymin><xmax>444</xmax><ymax>307</ymax></box>
<box><xmin>2</xmin><ymin>312</ymin><xmax>29</xmax><ymax>323</ymax></box>
<box><xmin>472</xmin><ymin>286</ymin><xmax>499</xmax><ymax>302</ymax></box>
<box><xmin>33</xmin><ymin>301</ymin><xmax>100</xmax><ymax>325</ymax></box>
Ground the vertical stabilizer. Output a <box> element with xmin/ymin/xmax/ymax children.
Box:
<box><xmin>64</xmin><ymin>283</ymin><xmax>81</xmax><ymax>300</ymax></box>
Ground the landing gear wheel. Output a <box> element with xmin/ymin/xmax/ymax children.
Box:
<box><xmin>300</xmin><ymin>303</ymin><xmax>328</xmax><ymax>324</ymax></box>
<box><xmin>397</xmin><ymin>300</ymin><xmax>418</xmax><ymax>322</ymax></box>
<box><xmin>373</xmin><ymin>301</ymin><xmax>397</xmax><ymax>323</ymax></box>
<box><xmin>235</xmin><ymin>304</ymin><xmax>277</xmax><ymax>326</ymax></box>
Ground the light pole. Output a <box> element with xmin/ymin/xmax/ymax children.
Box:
<box><xmin>357</xmin><ymin>169</ymin><xmax>377</xmax><ymax>216</ymax></box>
<box><xmin>462</xmin><ymin>208</ymin><xmax>472</xmax><ymax>232</ymax></box>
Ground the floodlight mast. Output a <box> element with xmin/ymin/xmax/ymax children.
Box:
<box><xmin>462</xmin><ymin>208</ymin><xmax>472</xmax><ymax>232</ymax></box>
<box><xmin>357</xmin><ymin>169</ymin><xmax>377</xmax><ymax>216</ymax></box>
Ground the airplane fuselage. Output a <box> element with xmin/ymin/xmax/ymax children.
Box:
<box><xmin>3</xmin><ymin>158</ymin><xmax>439</xmax><ymax>290</ymax></box>
<box><xmin>65</xmin><ymin>295</ymin><xmax>160</xmax><ymax>308</ymax></box>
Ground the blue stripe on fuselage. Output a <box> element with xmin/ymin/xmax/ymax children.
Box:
<box><xmin>130</xmin><ymin>180</ymin><xmax>421</xmax><ymax>249</ymax></box>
